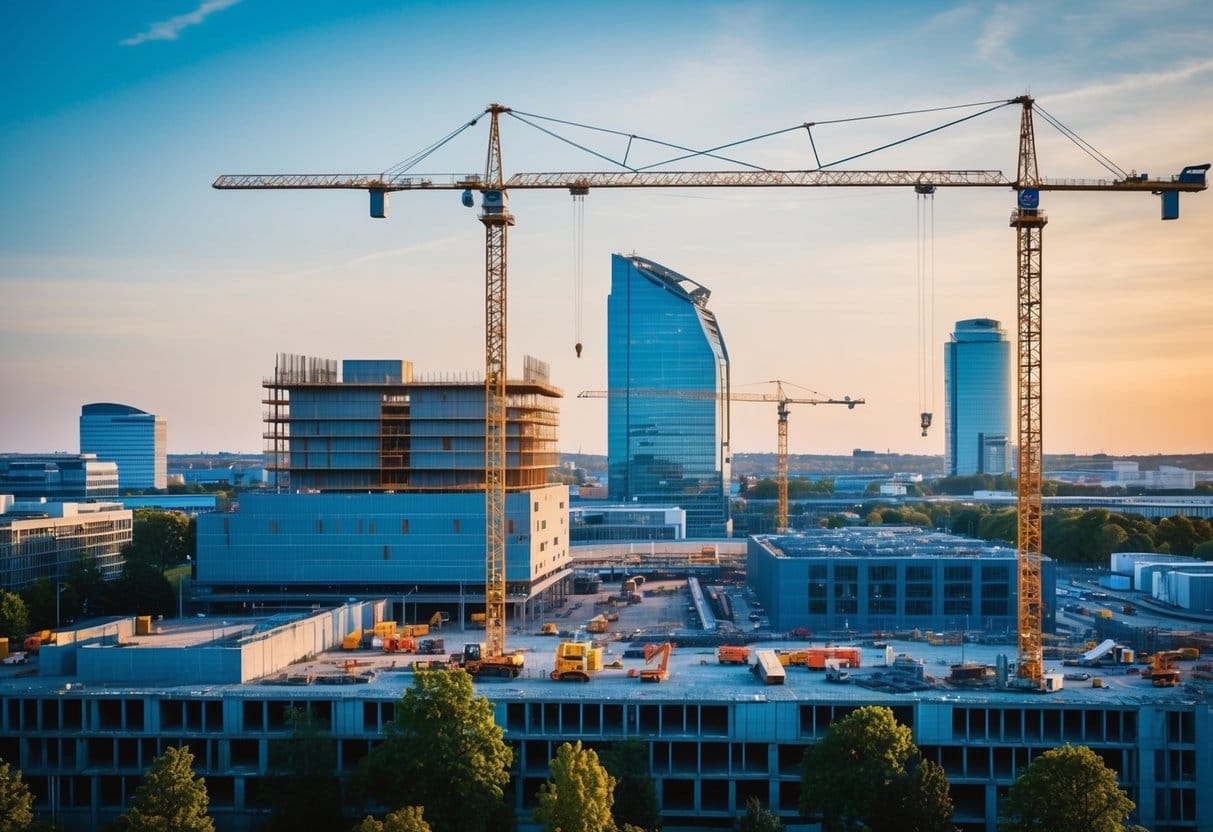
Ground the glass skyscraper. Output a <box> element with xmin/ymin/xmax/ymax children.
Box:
<box><xmin>607</xmin><ymin>254</ymin><xmax>732</xmax><ymax>537</ymax></box>
<box><xmin>944</xmin><ymin>318</ymin><xmax>1011</xmax><ymax>476</ymax></box>
<box><xmin>79</xmin><ymin>403</ymin><xmax>168</xmax><ymax>491</ymax></box>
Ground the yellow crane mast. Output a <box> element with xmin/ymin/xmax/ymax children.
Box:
<box><xmin>214</xmin><ymin>97</ymin><xmax>1207</xmax><ymax>690</ymax></box>
<box><xmin>578</xmin><ymin>382</ymin><xmax>863</xmax><ymax>532</ymax></box>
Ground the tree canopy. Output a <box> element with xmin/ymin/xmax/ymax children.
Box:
<box><xmin>353</xmin><ymin>670</ymin><xmax>512</xmax><ymax>832</ymax></box>
<box><xmin>0</xmin><ymin>759</ymin><xmax>34</xmax><ymax>832</ymax></box>
<box><xmin>736</xmin><ymin>795</ymin><xmax>783</xmax><ymax>832</ymax></box>
<box><xmin>600</xmin><ymin>739</ymin><xmax>660</xmax><ymax>832</ymax></box>
<box><xmin>534</xmin><ymin>741</ymin><xmax>616</xmax><ymax>832</ymax></box>
<box><xmin>0</xmin><ymin>592</ymin><xmax>29</xmax><ymax>643</ymax></box>
<box><xmin>129</xmin><ymin>510</ymin><xmax>195</xmax><ymax>571</ymax></box>
<box><xmin>353</xmin><ymin>807</ymin><xmax>431</xmax><ymax>832</ymax></box>
<box><xmin>800</xmin><ymin>706</ymin><xmax>952</xmax><ymax>832</ymax></box>
<box><xmin>121</xmin><ymin>745</ymin><xmax>214</xmax><ymax>832</ymax></box>
<box><xmin>1000</xmin><ymin>744</ymin><xmax>1135</xmax><ymax>832</ymax></box>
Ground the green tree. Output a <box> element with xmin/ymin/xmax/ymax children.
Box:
<box><xmin>868</xmin><ymin>757</ymin><xmax>954</xmax><ymax>832</ymax></box>
<box><xmin>800</xmin><ymin>706</ymin><xmax>917</xmax><ymax>831</ymax></box>
<box><xmin>1194</xmin><ymin>538</ymin><xmax>1213</xmax><ymax>560</ymax></box>
<box><xmin>736</xmin><ymin>795</ymin><xmax>783</xmax><ymax>832</ymax></box>
<box><xmin>534</xmin><ymin>741</ymin><xmax>616</xmax><ymax>832</ymax></box>
<box><xmin>352</xmin><ymin>807</ymin><xmax>431</xmax><ymax>832</ymax></box>
<box><xmin>122</xmin><ymin>745</ymin><xmax>214</xmax><ymax>832</ymax></box>
<box><xmin>1000</xmin><ymin>744</ymin><xmax>1135</xmax><ymax>832</ymax></box>
<box><xmin>259</xmin><ymin>707</ymin><xmax>342</xmax><ymax>832</ymax></box>
<box><xmin>352</xmin><ymin>669</ymin><xmax>512</xmax><ymax>832</ymax></box>
<box><xmin>0</xmin><ymin>592</ymin><xmax>30</xmax><ymax>644</ymax></box>
<box><xmin>129</xmin><ymin>510</ymin><xmax>195</xmax><ymax>572</ymax></box>
<box><xmin>601</xmin><ymin>739</ymin><xmax>660</xmax><ymax>832</ymax></box>
<box><xmin>0</xmin><ymin>759</ymin><xmax>35</xmax><ymax>832</ymax></box>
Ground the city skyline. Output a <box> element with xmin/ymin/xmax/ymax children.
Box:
<box><xmin>2</xmin><ymin>2</ymin><xmax>1211</xmax><ymax>458</ymax></box>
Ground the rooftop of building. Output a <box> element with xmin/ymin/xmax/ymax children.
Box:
<box><xmin>755</xmin><ymin>527</ymin><xmax>1023</xmax><ymax>560</ymax></box>
<box><xmin>3</xmin><ymin>581</ymin><xmax>1203</xmax><ymax>709</ymax></box>
<box><xmin>80</xmin><ymin>402</ymin><xmax>153</xmax><ymax>416</ymax></box>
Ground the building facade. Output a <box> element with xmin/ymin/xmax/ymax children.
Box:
<box><xmin>79</xmin><ymin>403</ymin><xmax>167</xmax><ymax>491</ymax></box>
<box><xmin>194</xmin><ymin>487</ymin><xmax>571</xmax><ymax>622</ymax></box>
<box><xmin>944</xmin><ymin>319</ymin><xmax>1010</xmax><ymax>476</ymax></box>
<box><xmin>747</xmin><ymin>527</ymin><xmax>1056</xmax><ymax>635</ymax></box>
<box><xmin>0</xmin><ymin>499</ymin><xmax>132</xmax><ymax>592</ymax></box>
<box><xmin>0</xmin><ymin>454</ymin><xmax>119</xmax><ymax>501</ymax></box>
<box><xmin>607</xmin><ymin>254</ymin><xmax>732</xmax><ymax>537</ymax></box>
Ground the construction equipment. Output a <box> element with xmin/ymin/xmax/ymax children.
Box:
<box><xmin>418</xmin><ymin>637</ymin><xmax>445</xmax><ymax>655</ymax></box>
<box><xmin>455</xmin><ymin>642</ymin><xmax>524</xmax><ymax>679</ymax></box>
<box><xmin>341</xmin><ymin>630</ymin><xmax>363</xmax><ymax>651</ymax></box>
<box><xmin>550</xmin><ymin>640</ymin><xmax>603</xmax><ymax>682</ymax></box>
<box><xmin>717</xmin><ymin>645</ymin><xmax>751</xmax><ymax>665</ymax></box>
<box><xmin>778</xmin><ymin>646</ymin><xmax>862</xmax><ymax>670</ymax></box>
<box><xmin>23</xmin><ymin>631</ymin><xmax>55</xmax><ymax>654</ymax></box>
<box><xmin>1149</xmin><ymin>651</ymin><xmax>1183</xmax><ymax>687</ymax></box>
<box><xmin>579</xmin><ymin>381</ymin><xmax>861</xmax><ymax>532</ymax></box>
<box><xmin>539</xmin><ymin>622</ymin><xmax>560</xmax><ymax>636</ymax></box>
<box><xmin>215</xmin><ymin>98</ymin><xmax>1207</xmax><ymax>692</ymax></box>
<box><xmin>585</xmin><ymin>615</ymin><xmax>609</xmax><ymax>634</ymax></box>
<box><xmin>382</xmin><ymin>635</ymin><xmax>415</xmax><ymax>653</ymax></box>
<box><xmin>639</xmin><ymin>642</ymin><xmax>672</xmax><ymax>683</ymax></box>
<box><xmin>824</xmin><ymin>660</ymin><xmax>851</xmax><ymax>683</ymax></box>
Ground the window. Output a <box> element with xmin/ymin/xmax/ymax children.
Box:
<box><xmin>453</xmin><ymin>519</ymin><xmax>460</xmax><ymax>533</ymax></box>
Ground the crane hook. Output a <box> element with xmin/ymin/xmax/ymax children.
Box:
<box><xmin>920</xmin><ymin>411</ymin><xmax>933</xmax><ymax>437</ymax></box>
<box><xmin>575</xmin><ymin>342</ymin><xmax>583</xmax><ymax>358</ymax></box>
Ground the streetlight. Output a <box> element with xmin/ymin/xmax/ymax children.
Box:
<box><xmin>179</xmin><ymin>555</ymin><xmax>191</xmax><ymax>620</ymax></box>
<box><xmin>403</xmin><ymin>585</ymin><xmax>418</xmax><ymax>625</ymax></box>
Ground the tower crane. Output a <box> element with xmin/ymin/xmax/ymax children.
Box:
<box><xmin>214</xmin><ymin>97</ymin><xmax>1207</xmax><ymax>689</ymax></box>
<box><xmin>578</xmin><ymin>382</ymin><xmax>863</xmax><ymax>533</ymax></box>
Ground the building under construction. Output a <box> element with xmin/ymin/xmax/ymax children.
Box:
<box><xmin>262</xmin><ymin>353</ymin><xmax>559</xmax><ymax>493</ymax></box>
<box><xmin>195</xmin><ymin>353</ymin><xmax>570</xmax><ymax>623</ymax></box>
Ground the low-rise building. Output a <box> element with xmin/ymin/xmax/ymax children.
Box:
<box><xmin>0</xmin><ymin>499</ymin><xmax>132</xmax><ymax>591</ymax></box>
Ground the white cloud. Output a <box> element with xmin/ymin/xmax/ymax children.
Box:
<box><xmin>121</xmin><ymin>0</ymin><xmax>240</xmax><ymax>46</ymax></box>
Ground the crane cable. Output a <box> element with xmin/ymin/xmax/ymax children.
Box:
<box><xmin>916</xmin><ymin>186</ymin><xmax>936</xmax><ymax>436</ymax></box>
<box><xmin>572</xmin><ymin>191</ymin><xmax>586</xmax><ymax>357</ymax></box>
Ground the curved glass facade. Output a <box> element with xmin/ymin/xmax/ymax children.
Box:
<box><xmin>607</xmin><ymin>254</ymin><xmax>731</xmax><ymax>537</ymax></box>
<box><xmin>944</xmin><ymin>318</ymin><xmax>1010</xmax><ymax>475</ymax></box>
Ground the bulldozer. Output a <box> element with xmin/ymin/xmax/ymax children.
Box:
<box><xmin>550</xmin><ymin>640</ymin><xmax>603</xmax><ymax>682</ymax></box>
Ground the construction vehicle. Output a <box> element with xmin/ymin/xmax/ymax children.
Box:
<box><xmin>718</xmin><ymin>645</ymin><xmax>751</xmax><ymax>665</ymax></box>
<box><xmin>580</xmin><ymin>381</ymin><xmax>862</xmax><ymax>533</ymax></box>
<box><xmin>824</xmin><ymin>660</ymin><xmax>851</xmax><ymax>683</ymax></box>
<box><xmin>215</xmin><ymin>99</ymin><xmax>1207</xmax><ymax>694</ymax></box>
<box><xmin>550</xmin><ymin>640</ymin><xmax>603</xmax><ymax>682</ymax></box>
<box><xmin>778</xmin><ymin>646</ymin><xmax>861</xmax><ymax>670</ymax></box>
<box><xmin>341</xmin><ymin>630</ymin><xmax>363</xmax><ymax>651</ymax></box>
<box><xmin>539</xmin><ymin>623</ymin><xmax>559</xmax><ymax>636</ymax></box>
<box><xmin>639</xmin><ymin>643</ymin><xmax>672</xmax><ymax>683</ymax></box>
<box><xmin>586</xmin><ymin>615</ymin><xmax>609</xmax><ymax>634</ymax></box>
<box><xmin>23</xmin><ymin>631</ymin><xmax>55</xmax><ymax>654</ymax></box>
<box><xmin>428</xmin><ymin>611</ymin><xmax>449</xmax><ymax>629</ymax></box>
<box><xmin>382</xmin><ymin>635</ymin><xmax>415</xmax><ymax>653</ymax></box>
<box><xmin>455</xmin><ymin>642</ymin><xmax>523</xmax><ymax>679</ymax></box>
<box><xmin>752</xmin><ymin>649</ymin><xmax>786</xmax><ymax>685</ymax></box>
<box><xmin>1097</xmin><ymin>608</ymin><xmax>1114</xmax><ymax>620</ymax></box>
<box><xmin>417</xmin><ymin>637</ymin><xmax>445</xmax><ymax>655</ymax></box>
<box><xmin>1149</xmin><ymin>651</ymin><xmax>1183</xmax><ymax>687</ymax></box>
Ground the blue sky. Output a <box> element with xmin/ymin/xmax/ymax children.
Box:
<box><xmin>2</xmin><ymin>1</ymin><xmax>1211</xmax><ymax>457</ymax></box>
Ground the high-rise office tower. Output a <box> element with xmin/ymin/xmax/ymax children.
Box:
<box><xmin>80</xmin><ymin>403</ymin><xmax>167</xmax><ymax>490</ymax></box>
<box><xmin>607</xmin><ymin>254</ymin><xmax>732</xmax><ymax>537</ymax></box>
<box><xmin>944</xmin><ymin>318</ymin><xmax>1011</xmax><ymax>476</ymax></box>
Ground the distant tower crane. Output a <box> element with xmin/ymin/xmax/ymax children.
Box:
<box><xmin>578</xmin><ymin>381</ymin><xmax>862</xmax><ymax>532</ymax></box>
<box><xmin>215</xmin><ymin>97</ymin><xmax>1207</xmax><ymax>689</ymax></box>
